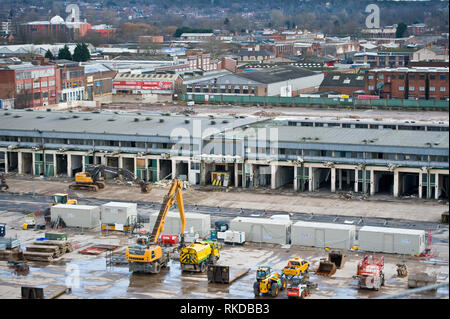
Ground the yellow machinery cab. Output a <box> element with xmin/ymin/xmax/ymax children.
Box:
<box><xmin>283</xmin><ymin>258</ymin><xmax>310</xmax><ymax>276</ymax></box>
<box><xmin>126</xmin><ymin>243</ymin><xmax>163</xmax><ymax>263</ymax></box>
<box><xmin>53</xmin><ymin>193</ymin><xmax>77</xmax><ymax>205</ymax></box>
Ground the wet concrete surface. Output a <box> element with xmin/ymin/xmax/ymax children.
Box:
<box><xmin>0</xmin><ymin>214</ymin><xmax>448</xmax><ymax>299</ymax></box>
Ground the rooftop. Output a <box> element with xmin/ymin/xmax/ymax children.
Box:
<box><xmin>237</xmin><ymin>65</ymin><xmax>319</xmax><ymax>84</ymax></box>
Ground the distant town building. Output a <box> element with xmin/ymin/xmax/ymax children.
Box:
<box><xmin>319</xmin><ymin>73</ymin><xmax>366</xmax><ymax>96</ymax></box>
<box><xmin>365</xmin><ymin>67</ymin><xmax>449</xmax><ymax>100</ymax></box>
<box><xmin>0</xmin><ymin>62</ymin><xmax>59</xmax><ymax>108</ymax></box>
<box><xmin>412</xmin><ymin>47</ymin><xmax>449</xmax><ymax>62</ymax></box>
<box><xmin>361</xmin><ymin>26</ymin><xmax>397</xmax><ymax>39</ymax></box>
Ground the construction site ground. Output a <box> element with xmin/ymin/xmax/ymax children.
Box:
<box><xmin>0</xmin><ymin>176</ymin><xmax>448</xmax><ymax>299</ymax></box>
<box><xmin>0</xmin><ymin>211</ymin><xmax>448</xmax><ymax>300</ymax></box>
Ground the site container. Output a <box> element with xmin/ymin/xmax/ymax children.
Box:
<box><xmin>358</xmin><ymin>226</ymin><xmax>426</xmax><ymax>255</ymax></box>
<box><xmin>45</xmin><ymin>232</ymin><xmax>68</xmax><ymax>241</ymax></box>
<box><xmin>291</xmin><ymin>221</ymin><xmax>356</xmax><ymax>249</ymax></box>
<box><xmin>229</xmin><ymin>217</ymin><xmax>291</xmax><ymax>245</ymax></box>
<box><xmin>224</xmin><ymin>230</ymin><xmax>245</xmax><ymax>244</ymax></box>
<box><xmin>51</xmin><ymin>204</ymin><xmax>100</xmax><ymax>229</ymax></box>
<box><xmin>101</xmin><ymin>202</ymin><xmax>137</xmax><ymax>225</ymax></box>
<box><xmin>149</xmin><ymin>212</ymin><xmax>211</xmax><ymax>237</ymax></box>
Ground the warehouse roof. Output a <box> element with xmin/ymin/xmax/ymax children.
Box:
<box><xmin>237</xmin><ymin>65</ymin><xmax>319</xmax><ymax>84</ymax></box>
<box><xmin>0</xmin><ymin>109</ymin><xmax>260</xmax><ymax>139</ymax></box>
<box><xmin>320</xmin><ymin>73</ymin><xmax>365</xmax><ymax>88</ymax></box>
<box><xmin>219</xmin><ymin>122</ymin><xmax>449</xmax><ymax>149</ymax></box>
<box><xmin>114</xmin><ymin>72</ymin><xmax>180</xmax><ymax>81</ymax></box>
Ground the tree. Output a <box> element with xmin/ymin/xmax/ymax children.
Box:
<box><xmin>224</xmin><ymin>18</ymin><xmax>230</xmax><ymax>25</ymax></box>
<box><xmin>72</xmin><ymin>43</ymin><xmax>90</xmax><ymax>62</ymax></box>
<box><xmin>45</xmin><ymin>49</ymin><xmax>54</xmax><ymax>60</ymax></box>
<box><xmin>396</xmin><ymin>22</ymin><xmax>408</xmax><ymax>38</ymax></box>
<box><xmin>57</xmin><ymin>45</ymin><xmax>72</xmax><ymax>60</ymax></box>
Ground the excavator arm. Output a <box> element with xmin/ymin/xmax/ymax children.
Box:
<box><xmin>149</xmin><ymin>179</ymin><xmax>186</xmax><ymax>244</ymax></box>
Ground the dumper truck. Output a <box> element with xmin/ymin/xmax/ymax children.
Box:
<box><xmin>180</xmin><ymin>239</ymin><xmax>220</xmax><ymax>272</ymax></box>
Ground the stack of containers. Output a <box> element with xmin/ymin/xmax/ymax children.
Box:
<box><xmin>290</xmin><ymin>221</ymin><xmax>356</xmax><ymax>249</ymax></box>
<box><xmin>100</xmin><ymin>202</ymin><xmax>138</xmax><ymax>226</ymax></box>
<box><xmin>50</xmin><ymin>204</ymin><xmax>100</xmax><ymax>228</ymax></box>
<box><xmin>229</xmin><ymin>217</ymin><xmax>292</xmax><ymax>245</ymax></box>
<box><xmin>149</xmin><ymin>212</ymin><xmax>211</xmax><ymax>237</ymax></box>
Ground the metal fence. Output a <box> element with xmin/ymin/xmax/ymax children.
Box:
<box><xmin>179</xmin><ymin>94</ymin><xmax>449</xmax><ymax>110</ymax></box>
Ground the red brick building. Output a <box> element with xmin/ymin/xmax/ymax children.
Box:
<box><xmin>365</xmin><ymin>67</ymin><xmax>449</xmax><ymax>100</ymax></box>
<box><xmin>0</xmin><ymin>62</ymin><xmax>59</xmax><ymax>108</ymax></box>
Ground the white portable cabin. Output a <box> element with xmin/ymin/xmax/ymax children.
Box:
<box><xmin>51</xmin><ymin>204</ymin><xmax>100</xmax><ymax>229</ymax></box>
<box><xmin>230</xmin><ymin>217</ymin><xmax>291</xmax><ymax>245</ymax></box>
<box><xmin>101</xmin><ymin>202</ymin><xmax>138</xmax><ymax>225</ymax></box>
<box><xmin>358</xmin><ymin>226</ymin><xmax>426</xmax><ymax>255</ymax></box>
<box><xmin>149</xmin><ymin>212</ymin><xmax>211</xmax><ymax>237</ymax></box>
<box><xmin>291</xmin><ymin>221</ymin><xmax>356</xmax><ymax>249</ymax></box>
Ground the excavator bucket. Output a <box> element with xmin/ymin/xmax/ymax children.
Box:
<box><xmin>140</xmin><ymin>183</ymin><xmax>152</xmax><ymax>193</ymax></box>
<box><xmin>315</xmin><ymin>260</ymin><xmax>337</xmax><ymax>277</ymax></box>
<box><xmin>328</xmin><ymin>250</ymin><xmax>345</xmax><ymax>269</ymax></box>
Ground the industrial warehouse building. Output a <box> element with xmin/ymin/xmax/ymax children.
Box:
<box><xmin>184</xmin><ymin>65</ymin><xmax>324</xmax><ymax>97</ymax></box>
<box><xmin>0</xmin><ymin>109</ymin><xmax>448</xmax><ymax>201</ymax></box>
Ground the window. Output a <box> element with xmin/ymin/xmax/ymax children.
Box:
<box><xmin>368</xmin><ymin>74</ymin><xmax>374</xmax><ymax>80</ymax></box>
<box><xmin>409</xmin><ymin>74</ymin><xmax>415</xmax><ymax>80</ymax></box>
<box><xmin>419</xmin><ymin>74</ymin><xmax>425</xmax><ymax>80</ymax></box>
<box><xmin>409</xmin><ymin>86</ymin><xmax>415</xmax><ymax>91</ymax></box>
<box><xmin>440</xmin><ymin>87</ymin><xmax>446</xmax><ymax>92</ymax></box>
<box><xmin>33</xmin><ymin>92</ymin><xmax>40</xmax><ymax>100</ymax></box>
<box><xmin>419</xmin><ymin>86</ymin><xmax>425</xmax><ymax>91</ymax></box>
<box><xmin>398</xmin><ymin>86</ymin><xmax>404</xmax><ymax>91</ymax></box>
<box><xmin>430</xmin><ymin>87</ymin><xmax>436</xmax><ymax>92</ymax></box>
<box><xmin>378</xmin><ymin>74</ymin><xmax>384</xmax><ymax>79</ymax></box>
<box><xmin>440</xmin><ymin>74</ymin><xmax>446</xmax><ymax>80</ymax></box>
<box><xmin>399</xmin><ymin>74</ymin><xmax>405</xmax><ymax>79</ymax></box>
<box><xmin>368</xmin><ymin>85</ymin><xmax>374</xmax><ymax>90</ymax></box>
<box><xmin>391</xmin><ymin>74</ymin><xmax>396</xmax><ymax>80</ymax></box>
<box><xmin>41</xmin><ymin>81</ymin><xmax>47</xmax><ymax>87</ymax></box>
<box><xmin>430</xmin><ymin>74</ymin><xmax>436</xmax><ymax>80</ymax></box>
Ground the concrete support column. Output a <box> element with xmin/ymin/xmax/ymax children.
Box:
<box><xmin>271</xmin><ymin>164</ymin><xmax>277</xmax><ymax>190</ymax></box>
<box><xmin>53</xmin><ymin>153</ymin><xmax>57</xmax><ymax>177</ymax></box>
<box><xmin>308</xmin><ymin>166</ymin><xmax>313</xmax><ymax>192</ymax></box>
<box><xmin>32</xmin><ymin>152</ymin><xmax>36</xmax><ymax>176</ymax></box>
<box><xmin>156</xmin><ymin>158</ymin><xmax>160</xmax><ymax>182</ymax></box>
<box><xmin>393</xmin><ymin>170</ymin><xmax>399</xmax><ymax>198</ymax></box>
<box><xmin>4</xmin><ymin>152</ymin><xmax>8</xmax><ymax>173</ymax></box>
<box><xmin>100</xmin><ymin>156</ymin><xmax>106</xmax><ymax>165</ymax></box>
<box><xmin>370</xmin><ymin>169</ymin><xmax>375</xmax><ymax>196</ymax></box>
<box><xmin>330</xmin><ymin>167</ymin><xmax>336</xmax><ymax>193</ymax></box>
<box><xmin>118</xmin><ymin>156</ymin><xmax>123</xmax><ymax>169</ymax></box>
<box><xmin>435</xmin><ymin>173</ymin><xmax>440</xmax><ymax>200</ymax></box>
<box><xmin>418</xmin><ymin>172</ymin><xmax>423</xmax><ymax>199</ymax></box>
<box><xmin>144</xmin><ymin>158</ymin><xmax>149</xmax><ymax>182</ymax></box>
<box><xmin>294</xmin><ymin>165</ymin><xmax>298</xmax><ymax>191</ymax></box>
<box><xmin>338</xmin><ymin>169</ymin><xmax>342</xmax><ymax>190</ymax></box>
<box><xmin>354</xmin><ymin>169</ymin><xmax>359</xmax><ymax>192</ymax></box>
<box><xmin>18</xmin><ymin>151</ymin><xmax>23</xmax><ymax>174</ymax></box>
<box><xmin>172</xmin><ymin>160</ymin><xmax>176</xmax><ymax>179</ymax></box>
<box><xmin>234</xmin><ymin>163</ymin><xmax>239</xmax><ymax>188</ymax></box>
<box><xmin>67</xmin><ymin>154</ymin><xmax>72</xmax><ymax>178</ymax></box>
<box><xmin>133</xmin><ymin>157</ymin><xmax>137</xmax><ymax>177</ymax></box>
<box><xmin>201</xmin><ymin>161</ymin><xmax>206</xmax><ymax>186</ymax></box>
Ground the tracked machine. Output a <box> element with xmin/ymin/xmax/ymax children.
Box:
<box><xmin>126</xmin><ymin>179</ymin><xmax>185</xmax><ymax>273</ymax></box>
<box><xmin>70</xmin><ymin>164</ymin><xmax>151</xmax><ymax>193</ymax></box>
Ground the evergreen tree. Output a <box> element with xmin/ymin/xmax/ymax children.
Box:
<box><xmin>73</xmin><ymin>43</ymin><xmax>91</xmax><ymax>62</ymax></box>
<box><xmin>45</xmin><ymin>49</ymin><xmax>54</xmax><ymax>60</ymax></box>
<box><xmin>396</xmin><ymin>22</ymin><xmax>408</xmax><ymax>38</ymax></box>
<box><xmin>57</xmin><ymin>45</ymin><xmax>72</xmax><ymax>60</ymax></box>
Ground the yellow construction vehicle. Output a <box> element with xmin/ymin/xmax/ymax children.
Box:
<box><xmin>180</xmin><ymin>239</ymin><xmax>220</xmax><ymax>272</ymax></box>
<box><xmin>52</xmin><ymin>193</ymin><xmax>77</xmax><ymax>205</ymax></box>
<box><xmin>282</xmin><ymin>258</ymin><xmax>310</xmax><ymax>279</ymax></box>
<box><xmin>253</xmin><ymin>266</ymin><xmax>287</xmax><ymax>297</ymax></box>
<box><xmin>70</xmin><ymin>164</ymin><xmax>151</xmax><ymax>193</ymax></box>
<box><xmin>126</xmin><ymin>179</ymin><xmax>186</xmax><ymax>273</ymax></box>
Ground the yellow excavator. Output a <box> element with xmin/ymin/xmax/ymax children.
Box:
<box><xmin>70</xmin><ymin>164</ymin><xmax>151</xmax><ymax>193</ymax></box>
<box><xmin>126</xmin><ymin>179</ymin><xmax>186</xmax><ymax>273</ymax></box>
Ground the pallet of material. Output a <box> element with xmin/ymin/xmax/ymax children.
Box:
<box><xmin>408</xmin><ymin>272</ymin><xmax>437</xmax><ymax>289</ymax></box>
<box><xmin>0</xmin><ymin>247</ymin><xmax>23</xmax><ymax>260</ymax></box>
<box><xmin>23</xmin><ymin>251</ymin><xmax>54</xmax><ymax>262</ymax></box>
<box><xmin>33</xmin><ymin>240</ymin><xmax>73</xmax><ymax>254</ymax></box>
<box><xmin>26</xmin><ymin>245</ymin><xmax>61</xmax><ymax>258</ymax></box>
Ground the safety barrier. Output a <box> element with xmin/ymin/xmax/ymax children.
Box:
<box><xmin>179</xmin><ymin>94</ymin><xmax>449</xmax><ymax>110</ymax></box>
